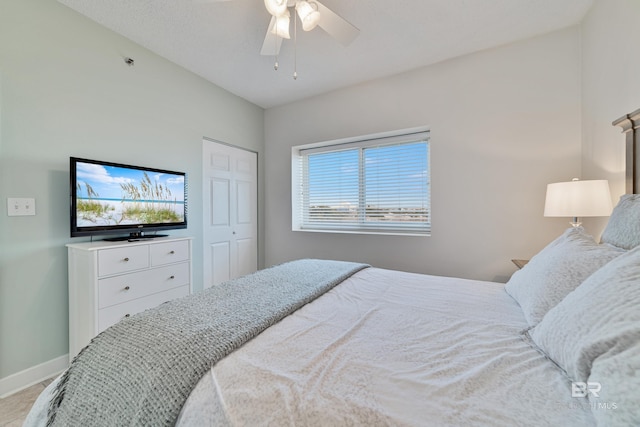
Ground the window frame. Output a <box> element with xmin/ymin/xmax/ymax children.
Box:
<box><xmin>292</xmin><ymin>127</ymin><xmax>431</xmax><ymax>236</ymax></box>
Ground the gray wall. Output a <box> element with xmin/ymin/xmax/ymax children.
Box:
<box><xmin>0</xmin><ymin>0</ymin><xmax>264</xmax><ymax>382</ymax></box>
<box><xmin>264</xmin><ymin>27</ymin><xmax>582</xmax><ymax>282</ymax></box>
<box><xmin>581</xmin><ymin>0</ymin><xmax>640</xmax><ymax>234</ymax></box>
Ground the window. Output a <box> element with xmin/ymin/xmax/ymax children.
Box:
<box><xmin>292</xmin><ymin>128</ymin><xmax>430</xmax><ymax>235</ymax></box>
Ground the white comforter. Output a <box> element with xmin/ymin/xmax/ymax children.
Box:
<box><xmin>177</xmin><ymin>267</ymin><xmax>595</xmax><ymax>426</ymax></box>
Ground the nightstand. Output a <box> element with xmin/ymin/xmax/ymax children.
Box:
<box><xmin>511</xmin><ymin>259</ymin><xmax>529</xmax><ymax>269</ymax></box>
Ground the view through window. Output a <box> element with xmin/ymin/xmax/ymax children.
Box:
<box><xmin>293</xmin><ymin>129</ymin><xmax>430</xmax><ymax>235</ymax></box>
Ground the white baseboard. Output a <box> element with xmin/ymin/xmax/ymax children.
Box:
<box><xmin>0</xmin><ymin>354</ymin><xmax>68</xmax><ymax>398</ymax></box>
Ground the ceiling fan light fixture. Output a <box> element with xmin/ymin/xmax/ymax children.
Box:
<box><xmin>296</xmin><ymin>1</ymin><xmax>321</xmax><ymax>31</ymax></box>
<box><xmin>264</xmin><ymin>0</ymin><xmax>287</xmax><ymax>17</ymax></box>
<box><xmin>271</xmin><ymin>9</ymin><xmax>291</xmax><ymax>39</ymax></box>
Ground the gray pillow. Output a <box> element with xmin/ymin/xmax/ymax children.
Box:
<box><xmin>526</xmin><ymin>246</ymin><xmax>640</xmax><ymax>425</ymax></box>
<box><xmin>505</xmin><ymin>227</ymin><xmax>623</xmax><ymax>326</ymax></box>
<box><xmin>588</xmin><ymin>344</ymin><xmax>640</xmax><ymax>426</ymax></box>
<box><xmin>600</xmin><ymin>194</ymin><xmax>640</xmax><ymax>250</ymax></box>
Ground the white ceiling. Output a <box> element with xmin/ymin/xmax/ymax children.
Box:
<box><xmin>57</xmin><ymin>0</ymin><xmax>594</xmax><ymax>109</ymax></box>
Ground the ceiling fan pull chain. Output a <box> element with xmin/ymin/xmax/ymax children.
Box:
<box><xmin>293</xmin><ymin>11</ymin><xmax>298</xmax><ymax>80</ymax></box>
<box><xmin>274</xmin><ymin>31</ymin><xmax>279</xmax><ymax>71</ymax></box>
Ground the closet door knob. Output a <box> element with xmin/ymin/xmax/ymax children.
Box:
<box><xmin>123</xmin><ymin>257</ymin><xmax>130</xmax><ymax>262</ymax></box>
<box><xmin>124</xmin><ymin>286</ymin><xmax>130</xmax><ymax>291</ymax></box>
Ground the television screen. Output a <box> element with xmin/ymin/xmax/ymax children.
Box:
<box><xmin>70</xmin><ymin>157</ymin><xmax>187</xmax><ymax>239</ymax></box>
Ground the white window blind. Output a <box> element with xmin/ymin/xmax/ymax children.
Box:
<box><xmin>293</xmin><ymin>130</ymin><xmax>430</xmax><ymax>235</ymax></box>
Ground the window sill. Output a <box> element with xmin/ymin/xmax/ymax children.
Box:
<box><xmin>293</xmin><ymin>228</ymin><xmax>430</xmax><ymax>237</ymax></box>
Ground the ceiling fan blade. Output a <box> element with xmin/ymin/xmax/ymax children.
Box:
<box><xmin>314</xmin><ymin>1</ymin><xmax>359</xmax><ymax>46</ymax></box>
<box><xmin>260</xmin><ymin>16</ymin><xmax>284</xmax><ymax>56</ymax></box>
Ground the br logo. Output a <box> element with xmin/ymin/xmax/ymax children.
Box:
<box><xmin>572</xmin><ymin>382</ymin><xmax>602</xmax><ymax>398</ymax></box>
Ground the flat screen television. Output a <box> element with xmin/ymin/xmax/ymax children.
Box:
<box><xmin>70</xmin><ymin>157</ymin><xmax>187</xmax><ymax>240</ymax></box>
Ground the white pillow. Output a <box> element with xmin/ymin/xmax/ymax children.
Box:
<box><xmin>525</xmin><ymin>246</ymin><xmax>640</xmax><ymax>425</ymax></box>
<box><xmin>588</xmin><ymin>344</ymin><xmax>640</xmax><ymax>426</ymax></box>
<box><xmin>600</xmin><ymin>194</ymin><xmax>640</xmax><ymax>250</ymax></box>
<box><xmin>505</xmin><ymin>227</ymin><xmax>623</xmax><ymax>326</ymax></box>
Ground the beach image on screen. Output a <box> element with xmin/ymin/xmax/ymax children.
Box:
<box><xmin>75</xmin><ymin>161</ymin><xmax>185</xmax><ymax>227</ymax></box>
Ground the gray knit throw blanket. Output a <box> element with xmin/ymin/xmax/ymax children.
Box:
<box><xmin>48</xmin><ymin>259</ymin><xmax>369</xmax><ymax>426</ymax></box>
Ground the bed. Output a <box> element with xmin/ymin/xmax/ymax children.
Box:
<box><xmin>25</xmin><ymin>109</ymin><xmax>640</xmax><ymax>426</ymax></box>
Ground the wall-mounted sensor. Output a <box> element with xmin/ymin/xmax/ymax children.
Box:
<box><xmin>124</xmin><ymin>57</ymin><xmax>134</xmax><ymax>66</ymax></box>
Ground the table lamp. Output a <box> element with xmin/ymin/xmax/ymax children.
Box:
<box><xmin>544</xmin><ymin>178</ymin><xmax>612</xmax><ymax>227</ymax></box>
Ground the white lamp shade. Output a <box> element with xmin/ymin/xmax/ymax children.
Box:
<box><xmin>296</xmin><ymin>1</ymin><xmax>321</xmax><ymax>31</ymax></box>
<box><xmin>264</xmin><ymin>0</ymin><xmax>287</xmax><ymax>17</ymax></box>
<box><xmin>271</xmin><ymin>10</ymin><xmax>291</xmax><ymax>39</ymax></box>
<box><xmin>544</xmin><ymin>179</ymin><xmax>612</xmax><ymax>217</ymax></box>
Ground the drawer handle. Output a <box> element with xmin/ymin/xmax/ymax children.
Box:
<box><xmin>124</xmin><ymin>314</ymin><xmax>130</xmax><ymax>318</ymax></box>
<box><xmin>169</xmin><ymin>250</ymin><xmax>175</xmax><ymax>254</ymax></box>
<box><xmin>123</xmin><ymin>257</ymin><xmax>130</xmax><ymax>262</ymax></box>
<box><xmin>170</xmin><ymin>275</ymin><xmax>175</xmax><ymax>279</ymax></box>
<box><xmin>124</xmin><ymin>286</ymin><xmax>130</xmax><ymax>291</ymax></box>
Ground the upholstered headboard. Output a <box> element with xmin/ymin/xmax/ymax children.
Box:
<box><xmin>613</xmin><ymin>108</ymin><xmax>640</xmax><ymax>194</ymax></box>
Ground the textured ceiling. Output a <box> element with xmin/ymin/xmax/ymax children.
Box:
<box><xmin>57</xmin><ymin>0</ymin><xmax>594</xmax><ymax>109</ymax></box>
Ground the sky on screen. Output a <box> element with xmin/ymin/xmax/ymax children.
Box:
<box><xmin>76</xmin><ymin>162</ymin><xmax>185</xmax><ymax>202</ymax></box>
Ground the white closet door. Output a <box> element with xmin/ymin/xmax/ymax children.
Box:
<box><xmin>203</xmin><ymin>140</ymin><xmax>257</xmax><ymax>288</ymax></box>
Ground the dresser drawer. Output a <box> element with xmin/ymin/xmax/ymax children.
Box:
<box><xmin>150</xmin><ymin>240</ymin><xmax>190</xmax><ymax>266</ymax></box>
<box><xmin>98</xmin><ymin>262</ymin><xmax>190</xmax><ymax>309</ymax></box>
<box><xmin>98</xmin><ymin>246</ymin><xmax>149</xmax><ymax>277</ymax></box>
<box><xmin>97</xmin><ymin>285</ymin><xmax>189</xmax><ymax>332</ymax></box>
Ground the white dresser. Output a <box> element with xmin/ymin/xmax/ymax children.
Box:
<box><xmin>66</xmin><ymin>237</ymin><xmax>193</xmax><ymax>360</ymax></box>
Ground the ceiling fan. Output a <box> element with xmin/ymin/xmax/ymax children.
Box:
<box><xmin>204</xmin><ymin>0</ymin><xmax>360</xmax><ymax>58</ymax></box>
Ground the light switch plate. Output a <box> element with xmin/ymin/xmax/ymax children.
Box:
<box><xmin>7</xmin><ymin>198</ymin><xmax>36</xmax><ymax>216</ymax></box>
